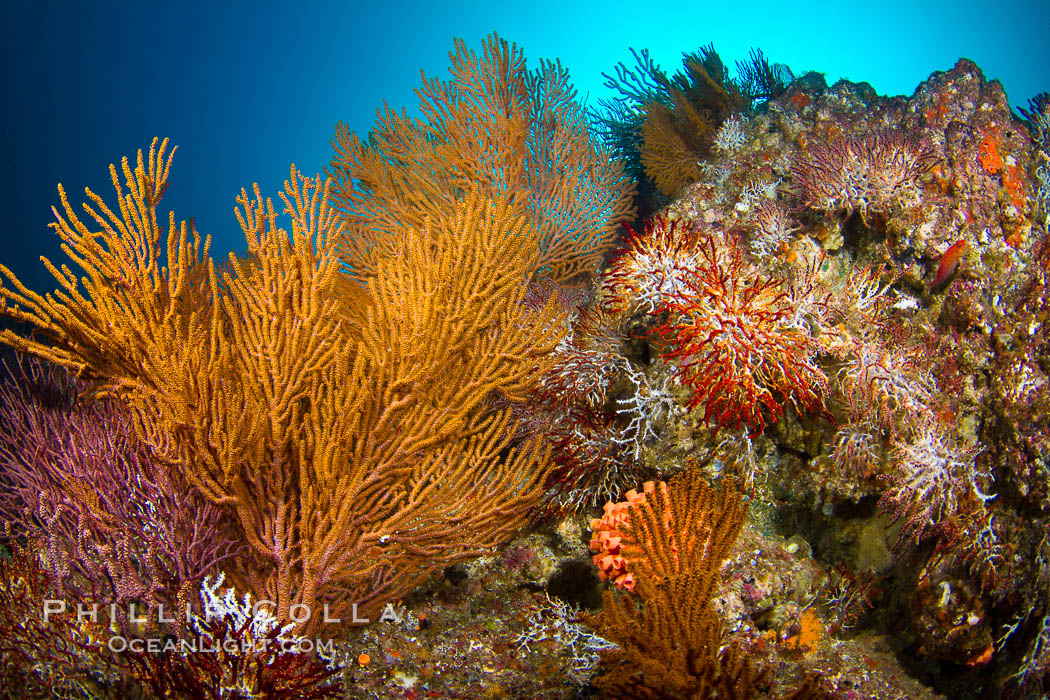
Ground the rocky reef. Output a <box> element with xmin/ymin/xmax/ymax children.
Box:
<box><xmin>331</xmin><ymin>58</ymin><xmax>1050</xmax><ymax>699</ymax></box>
<box><xmin>1</xmin><ymin>34</ymin><xmax>1048</xmax><ymax>699</ymax></box>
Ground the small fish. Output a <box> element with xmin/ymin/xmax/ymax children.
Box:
<box><xmin>932</xmin><ymin>239</ymin><xmax>967</xmax><ymax>287</ymax></box>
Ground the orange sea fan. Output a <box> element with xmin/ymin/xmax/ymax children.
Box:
<box><xmin>330</xmin><ymin>33</ymin><xmax>635</xmax><ymax>284</ymax></box>
<box><xmin>582</xmin><ymin>465</ymin><xmax>754</xmax><ymax>697</ymax></box>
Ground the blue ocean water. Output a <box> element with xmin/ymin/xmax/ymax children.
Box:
<box><xmin>1</xmin><ymin>0</ymin><xmax>1046</xmax><ymax>292</ymax></box>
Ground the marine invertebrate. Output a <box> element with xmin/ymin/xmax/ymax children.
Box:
<box><xmin>734</xmin><ymin>48</ymin><xmax>793</xmax><ymax>106</ymax></box>
<box><xmin>736</xmin><ymin>175</ymin><xmax>782</xmax><ymax>211</ymax></box>
<box><xmin>588</xmin><ymin>481</ymin><xmax>654</xmax><ymax>591</ymax></box>
<box><xmin>749</xmin><ymin>200</ymin><xmax>799</xmax><ymax>257</ymax></box>
<box><xmin>1036</xmin><ymin>158</ymin><xmax>1050</xmax><ymax>220</ymax></box>
<box><xmin>583</xmin><ymin>465</ymin><xmax>757</xmax><ymax>698</ymax></box>
<box><xmin>535</xmin><ymin>307</ymin><xmax>624</xmax><ymax>411</ymax></box>
<box><xmin>829</xmin><ymin>424</ymin><xmax>882</xmax><ymax>476</ymax></box>
<box><xmin>791</xmin><ymin>129</ymin><xmax>936</xmax><ymax>218</ymax></box>
<box><xmin>837</xmin><ymin>339</ymin><xmax>935</xmax><ymax>432</ymax></box>
<box><xmin>713</xmin><ymin>114</ymin><xmax>748</xmax><ymax>155</ymax></box>
<box><xmin>819</xmin><ymin>564</ymin><xmax>882</xmax><ymax>634</ymax></box>
<box><xmin>612</xmin><ymin>362</ymin><xmax>679</xmax><ymax>460</ymax></box>
<box><xmin>638</xmin><ymin>47</ymin><xmax>749</xmax><ymax>196</ymax></box>
<box><xmin>976</xmin><ymin>126</ymin><xmax>1029</xmax><ymax>228</ymax></box>
<box><xmin>526</xmin><ymin>306</ymin><xmax>676</xmax><ymax>513</ymax></box>
<box><xmin>514</xmin><ymin>594</ymin><xmax>617</xmax><ymax>683</ymax></box>
<box><xmin>0</xmin><ymin>140</ymin><xmax>564</xmax><ymax>631</ymax></box>
<box><xmin>601</xmin><ymin>44</ymin><xmax>748</xmax><ymax>197</ymax></box>
<box><xmin>520</xmin><ymin>278</ymin><xmax>672</xmax><ymax>514</ymax></box>
<box><xmin>330</xmin><ymin>33</ymin><xmax>634</xmax><ymax>283</ymax></box>
<box><xmin>878</xmin><ymin>416</ymin><xmax>992</xmax><ymax>547</ymax></box>
<box><xmin>122</xmin><ymin>574</ymin><xmax>341</xmax><ymax>698</ymax></box>
<box><xmin>541</xmin><ymin>410</ymin><xmax>646</xmax><ymax>513</ymax></box>
<box><xmin>652</xmin><ymin>228</ymin><xmax>828</xmax><ymax>433</ymax></box>
<box><xmin>600</xmin><ymin>217</ymin><xmax>707</xmax><ymax>314</ymax></box>
<box><xmin>978</xmin><ymin>129</ymin><xmax>1006</xmax><ymax>173</ymax></box>
<box><xmin>1020</xmin><ymin>92</ymin><xmax>1050</xmax><ymax>153</ymax></box>
<box><xmin>0</xmin><ymin>358</ymin><xmax>243</xmax><ymax>633</ymax></box>
<box><xmin>1021</xmin><ymin>93</ymin><xmax>1050</xmax><ymax>219</ymax></box>
<box><xmin>0</xmin><ymin>541</ymin><xmax>126</xmax><ymax>696</ymax></box>
<box><xmin>807</xmin><ymin>257</ymin><xmax>894</xmax><ymax>351</ymax></box>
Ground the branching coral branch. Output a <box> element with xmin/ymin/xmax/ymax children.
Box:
<box><xmin>0</xmin><ymin>357</ymin><xmax>243</xmax><ymax>633</ymax></box>
<box><xmin>583</xmin><ymin>464</ymin><xmax>756</xmax><ymax>697</ymax></box>
<box><xmin>637</xmin><ymin>46</ymin><xmax>748</xmax><ymax>196</ymax></box>
<box><xmin>0</xmin><ymin>541</ymin><xmax>127</xmax><ymax>696</ymax></box>
<box><xmin>0</xmin><ymin>141</ymin><xmax>564</xmax><ymax>633</ymax></box>
<box><xmin>330</xmin><ymin>33</ymin><xmax>634</xmax><ymax>283</ymax></box>
<box><xmin>122</xmin><ymin>574</ymin><xmax>341</xmax><ymax>698</ymax></box>
<box><xmin>651</xmin><ymin>228</ymin><xmax>828</xmax><ymax>433</ymax></box>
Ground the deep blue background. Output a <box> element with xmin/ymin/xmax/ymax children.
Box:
<box><xmin>2</xmin><ymin>0</ymin><xmax>1047</xmax><ymax>292</ymax></box>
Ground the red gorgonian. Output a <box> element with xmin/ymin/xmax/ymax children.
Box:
<box><xmin>600</xmin><ymin>217</ymin><xmax>709</xmax><ymax>315</ymax></box>
<box><xmin>652</xmin><ymin>228</ymin><xmax>828</xmax><ymax>433</ymax></box>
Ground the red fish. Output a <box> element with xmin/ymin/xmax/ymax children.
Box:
<box><xmin>932</xmin><ymin>239</ymin><xmax>967</xmax><ymax>287</ymax></box>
